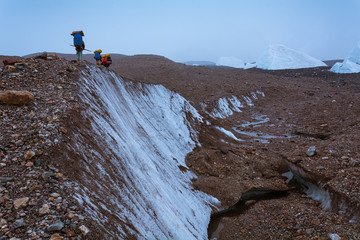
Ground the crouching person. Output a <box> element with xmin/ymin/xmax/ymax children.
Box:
<box><xmin>101</xmin><ymin>54</ymin><xmax>112</xmax><ymax>68</ymax></box>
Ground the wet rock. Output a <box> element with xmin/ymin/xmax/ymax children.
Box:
<box><xmin>306</xmin><ymin>146</ymin><xmax>316</xmax><ymax>157</ymax></box>
<box><xmin>47</xmin><ymin>220</ymin><xmax>64</xmax><ymax>232</ymax></box>
<box><xmin>13</xmin><ymin>197</ymin><xmax>29</xmax><ymax>209</ymax></box>
<box><xmin>0</xmin><ymin>90</ymin><xmax>34</xmax><ymax>105</ymax></box>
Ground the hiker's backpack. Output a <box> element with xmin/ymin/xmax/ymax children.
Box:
<box><xmin>101</xmin><ymin>54</ymin><xmax>110</xmax><ymax>64</ymax></box>
<box><xmin>73</xmin><ymin>33</ymin><xmax>83</xmax><ymax>46</ymax></box>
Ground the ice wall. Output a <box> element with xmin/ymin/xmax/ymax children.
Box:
<box><xmin>68</xmin><ymin>66</ymin><xmax>219</xmax><ymax>239</ymax></box>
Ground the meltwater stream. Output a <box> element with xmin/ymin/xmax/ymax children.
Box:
<box><xmin>66</xmin><ymin>66</ymin><xmax>219</xmax><ymax>239</ymax></box>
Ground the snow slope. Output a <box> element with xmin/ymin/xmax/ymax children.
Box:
<box><xmin>256</xmin><ymin>44</ymin><xmax>327</xmax><ymax>70</ymax></box>
<box><xmin>69</xmin><ymin>66</ymin><xmax>219</xmax><ymax>239</ymax></box>
<box><xmin>216</xmin><ymin>57</ymin><xmax>256</xmax><ymax>69</ymax></box>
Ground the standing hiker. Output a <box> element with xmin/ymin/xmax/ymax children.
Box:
<box><xmin>71</xmin><ymin>31</ymin><xmax>85</xmax><ymax>61</ymax></box>
<box><xmin>93</xmin><ymin>49</ymin><xmax>102</xmax><ymax>65</ymax></box>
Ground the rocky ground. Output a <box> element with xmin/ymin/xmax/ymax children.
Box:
<box><xmin>0</xmin><ymin>55</ymin><xmax>92</xmax><ymax>240</ymax></box>
<box><xmin>1</xmin><ymin>53</ymin><xmax>360</xmax><ymax>239</ymax></box>
<box><xmin>113</xmin><ymin>55</ymin><xmax>360</xmax><ymax>239</ymax></box>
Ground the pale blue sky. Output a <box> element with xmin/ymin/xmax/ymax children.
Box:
<box><xmin>1</xmin><ymin>0</ymin><xmax>359</xmax><ymax>62</ymax></box>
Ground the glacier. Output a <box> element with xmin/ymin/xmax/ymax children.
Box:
<box><xmin>330</xmin><ymin>41</ymin><xmax>360</xmax><ymax>73</ymax></box>
<box><xmin>256</xmin><ymin>44</ymin><xmax>327</xmax><ymax>70</ymax></box>
<box><xmin>65</xmin><ymin>65</ymin><xmax>220</xmax><ymax>239</ymax></box>
<box><xmin>330</xmin><ymin>59</ymin><xmax>360</xmax><ymax>73</ymax></box>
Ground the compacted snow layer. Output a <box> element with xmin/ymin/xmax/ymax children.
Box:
<box><xmin>70</xmin><ymin>66</ymin><xmax>219</xmax><ymax>239</ymax></box>
<box><xmin>257</xmin><ymin>44</ymin><xmax>327</xmax><ymax>70</ymax></box>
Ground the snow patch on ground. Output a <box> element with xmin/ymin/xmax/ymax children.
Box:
<box><xmin>215</xmin><ymin>126</ymin><xmax>243</xmax><ymax>142</ymax></box>
<box><xmin>257</xmin><ymin>44</ymin><xmax>327</xmax><ymax>70</ymax></box>
<box><xmin>206</xmin><ymin>91</ymin><xmax>264</xmax><ymax>119</ymax></box>
<box><xmin>286</xmin><ymin>164</ymin><xmax>331</xmax><ymax>210</ymax></box>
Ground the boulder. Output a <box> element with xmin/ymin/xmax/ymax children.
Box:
<box><xmin>3</xmin><ymin>59</ymin><xmax>18</xmax><ymax>66</ymax></box>
<box><xmin>0</xmin><ymin>90</ymin><xmax>34</xmax><ymax>105</ymax></box>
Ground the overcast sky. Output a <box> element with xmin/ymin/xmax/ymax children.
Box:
<box><xmin>1</xmin><ymin>0</ymin><xmax>359</xmax><ymax>62</ymax></box>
